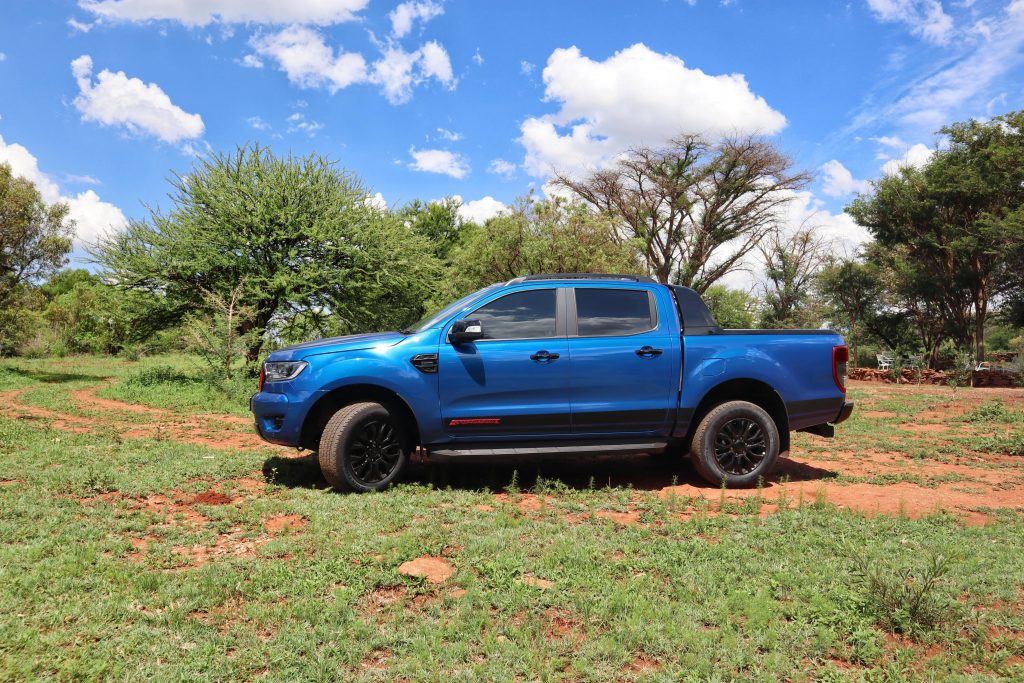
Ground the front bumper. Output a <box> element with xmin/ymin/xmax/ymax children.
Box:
<box><xmin>250</xmin><ymin>391</ymin><xmax>299</xmax><ymax>446</ymax></box>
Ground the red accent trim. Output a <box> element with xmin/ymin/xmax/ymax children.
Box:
<box><xmin>832</xmin><ymin>345</ymin><xmax>849</xmax><ymax>394</ymax></box>
<box><xmin>448</xmin><ymin>418</ymin><xmax>501</xmax><ymax>426</ymax></box>
<box><xmin>258</xmin><ymin>365</ymin><xmax>265</xmax><ymax>392</ymax></box>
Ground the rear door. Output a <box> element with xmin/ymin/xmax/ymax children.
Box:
<box><xmin>567</xmin><ymin>286</ymin><xmax>678</xmax><ymax>434</ymax></box>
<box><xmin>438</xmin><ymin>288</ymin><xmax>572</xmax><ymax>438</ymax></box>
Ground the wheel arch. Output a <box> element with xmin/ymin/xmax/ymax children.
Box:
<box><xmin>683</xmin><ymin>378</ymin><xmax>790</xmax><ymax>454</ymax></box>
<box><xmin>300</xmin><ymin>384</ymin><xmax>421</xmax><ymax>451</ymax></box>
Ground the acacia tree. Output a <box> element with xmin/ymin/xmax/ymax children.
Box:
<box><xmin>0</xmin><ymin>162</ymin><xmax>74</xmax><ymax>307</ymax></box>
<box><xmin>92</xmin><ymin>145</ymin><xmax>440</xmax><ymax>365</ymax></box>
<box><xmin>445</xmin><ymin>195</ymin><xmax>643</xmax><ymax>297</ymax></box>
<box><xmin>758</xmin><ymin>228</ymin><xmax>830</xmax><ymax>327</ymax></box>
<box><xmin>553</xmin><ymin>135</ymin><xmax>811</xmax><ymax>291</ymax></box>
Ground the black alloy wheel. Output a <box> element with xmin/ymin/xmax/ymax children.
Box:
<box><xmin>712</xmin><ymin>417</ymin><xmax>767</xmax><ymax>475</ymax></box>
<box><xmin>348</xmin><ymin>419</ymin><xmax>403</xmax><ymax>485</ymax></box>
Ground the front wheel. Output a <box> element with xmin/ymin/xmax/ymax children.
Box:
<box><xmin>318</xmin><ymin>402</ymin><xmax>409</xmax><ymax>492</ymax></box>
<box><xmin>690</xmin><ymin>400</ymin><xmax>780</xmax><ymax>487</ymax></box>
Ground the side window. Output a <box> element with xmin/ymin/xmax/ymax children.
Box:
<box><xmin>575</xmin><ymin>288</ymin><xmax>655</xmax><ymax>336</ymax></box>
<box><xmin>469</xmin><ymin>289</ymin><xmax>557</xmax><ymax>340</ymax></box>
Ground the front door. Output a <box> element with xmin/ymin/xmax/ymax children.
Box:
<box><xmin>567</xmin><ymin>286</ymin><xmax>678</xmax><ymax>434</ymax></box>
<box><xmin>439</xmin><ymin>288</ymin><xmax>571</xmax><ymax>438</ymax></box>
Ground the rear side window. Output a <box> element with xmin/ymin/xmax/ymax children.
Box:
<box><xmin>469</xmin><ymin>289</ymin><xmax>557</xmax><ymax>339</ymax></box>
<box><xmin>575</xmin><ymin>288</ymin><xmax>655</xmax><ymax>336</ymax></box>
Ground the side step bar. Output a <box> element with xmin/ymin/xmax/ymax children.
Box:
<box><xmin>428</xmin><ymin>440</ymin><xmax>668</xmax><ymax>458</ymax></box>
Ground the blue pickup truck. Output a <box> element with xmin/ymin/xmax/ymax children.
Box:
<box><xmin>252</xmin><ymin>274</ymin><xmax>853</xmax><ymax>491</ymax></box>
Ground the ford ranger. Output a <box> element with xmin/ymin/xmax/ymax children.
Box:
<box><xmin>251</xmin><ymin>274</ymin><xmax>853</xmax><ymax>491</ymax></box>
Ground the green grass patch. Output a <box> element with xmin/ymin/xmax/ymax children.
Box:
<box><xmin>1</xmin><ymin>357</ymin><xmax>1024</xmax><ymax>680</ymax></box>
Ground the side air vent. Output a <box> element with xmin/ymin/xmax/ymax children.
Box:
<box><xmin>410</xmin><ymin>353</ymin><xmax>439</xmax><ymax>374</ymax></box>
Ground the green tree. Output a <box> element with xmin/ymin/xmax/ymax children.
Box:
<box><xmin>398</xmin><ymin>197</ymin><xmax>471</xmax><ymax>260</ymax></box>
<box><xmin>92</xmin><ymin>145</ymin><xmax>440</xmax><ymax>366</ymax></box>
<box><xmin>553</xmin><ymin>135</ymin><xmax>811</xmax><ymax>290</ymax></box>
<box><xmin>702</xmin><ymin>285</ymin><xmax>760</xmax><ymax>329</ymax></box>
<box><xmin>758</xmin><ymin>228</ymin><xmax>829</xmax><ymax>327</ymax></box>
<box><xmin>445</xmin><ymin>195</ymin><xmax>643</xmax><ymax>296</ymax></box>
<box><xmin>847</xmin><ymin>111</ymin><xmax>1024</xmax><ymax>361</ymax></box>
<box><xmin>0</xmin><ymin>162</ymin><xmax>74</xmax><ymax>308</ymax></box>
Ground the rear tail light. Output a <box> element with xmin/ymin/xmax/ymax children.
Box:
<box><xmin>258</xmin><ymin>365</ymin><xmax>265</xmax><ymax>391</ymax></box>
<box><xmin>832</xmin><ymin>345</ymin><xmax>848</xmax><ymax>393</ymax></box>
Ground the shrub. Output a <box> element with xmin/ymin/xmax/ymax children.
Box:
<box><xmin>851</xmin><ymin>551</ymin><xmax>961</xmax><ymax>636</ymax></box>
<box><xmin>124</xmin><ymin>365</ymin><xmax>189</xmax><ymax>387</ymax></box>
<box><xmin>962</xmin><ymin>400</ymin><xmax>1022</xmax><ymax>424</ymax></box>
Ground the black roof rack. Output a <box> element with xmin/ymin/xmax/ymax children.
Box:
<box><xmin>506</xmin><ymin>273</ymin><xmax>657</xmax><ymax>285</ymax></box>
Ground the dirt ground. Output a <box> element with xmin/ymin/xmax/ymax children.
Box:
<box><xmin>5</xmin><ymin>379</ymin><xmax>1024</xmax><ymax>527</ymax></box>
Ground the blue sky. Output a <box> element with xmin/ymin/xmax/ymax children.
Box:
<box><xmin>1</xmin><ymin>0</ymin><xmax>1023</xmax><ymax>271</ymax></box>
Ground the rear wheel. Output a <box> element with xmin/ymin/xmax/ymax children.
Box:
<box><xmin>691</xmin><ymin>400</ymin><xmax>780</xmax><ymax>487</ymax></box>
<box><xmin>318</xmin><ymin>402</ymin><xmax>409</xmax><ymax>492</ymax></box>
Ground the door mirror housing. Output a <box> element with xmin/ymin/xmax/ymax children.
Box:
<box><xmin>450</xmin><ymin>319</ymin><xmax>484</xmax><ymax>344</ymax></box>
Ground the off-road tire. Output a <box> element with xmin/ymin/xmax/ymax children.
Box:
<box><xmin>318</xmin><ymin>402</ymin><xmax>409</xmax><ymax>492</ymax></box>
<box><xmin>691</xmin><ymin>400</ymin><xmax>780</xmax><ymax>487</ymax></box>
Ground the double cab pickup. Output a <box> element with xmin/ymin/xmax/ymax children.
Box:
<box><xmin>252</xmin><ymin>274</ymin><xmax>854</xmax><ymax>491</ymax></box>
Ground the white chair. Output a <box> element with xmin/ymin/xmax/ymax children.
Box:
<box><xmin>876</xmin><ymin>354</ymin><xmax>893</xmax><ymax>370</ymax></box>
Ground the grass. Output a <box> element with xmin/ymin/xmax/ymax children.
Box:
<box><xmin>1</xmin><ymin>356</ymin><xmax>1023</xmax><ymax>681</ymax></box>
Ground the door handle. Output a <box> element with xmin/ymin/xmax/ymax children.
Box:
<box><xmin>530</xmin><ymin>350</ymin><xmax>560</xmax><ymax>362</ymax></box>
<box><xmin>635</xmin><ymin>346</ymin><xmax>663</xmax><ymax>358</ymax></box>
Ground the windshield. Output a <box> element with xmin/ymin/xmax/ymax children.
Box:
<box><xmin>407</xmin><ymin>284</ymin><xmax>502</xmax><ymax>333</ymax></box>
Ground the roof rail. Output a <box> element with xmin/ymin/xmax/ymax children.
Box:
<box><xmin>506</xmin><ymin>273</ymin><xmax>658</xmax><ymax>285</ymax></box>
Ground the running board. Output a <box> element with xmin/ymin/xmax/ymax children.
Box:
<box><xmin>428</xmin><ymin>440</ymin><xmax>668</xmax><ymax>458</ymax></box>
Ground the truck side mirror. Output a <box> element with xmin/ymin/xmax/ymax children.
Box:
<box><xmin>450</xmin><ymin>319</ymin><xmax>484</xmax><ymax>344</ymax></box>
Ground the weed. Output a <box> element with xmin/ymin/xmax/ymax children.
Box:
<box><xmin>962</xmin><ymin>400</ymin><xmax>1023</xmax><ymax>424</ymax></box>
<box><xmin>851</xmin><ymin>551</ymin><xmax>962</xmax><ymax>636</ymax></box>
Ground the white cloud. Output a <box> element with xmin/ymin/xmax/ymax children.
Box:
<box><xmin>408</xmin><ymin>147</ymin><xmax>469</xmax><ymax>178</ymax></box>
<box><xmin>0</xmin><ymin>53</ymin><xmax>6</xmax><ymax>62</ymax></box>
<box><xmin>64</xmin><ymin>190</ymin><xmax>130</xmax><ymax>243</ymax></box>
<box><xmin>454</xmin><ymin>195</ymin><xmax>507</xmax><ymax>223</ymax></box>
<box><xmin>848</xmin><ymin>2</ymin><xmax>1024</xmax><ymax>139</ymax></box>
<box><xmin>880</xmin><ymin>142</ymin><xmax>933</xmax><ymax>174</ymax></box>
<box><xmin>365</xmin><ymin>191</ymin><xmax>388</xmax><ymax>210</ymax></box>
<box><xmin>286</xmin><ymin>112</ymin><xmax>323</xmax><ymax>136</ymax></box>
<box><xmin>251</xmin><ymin>27</ymin><xmax>454</xmax><ymax>103</ymax></box>
<box><xmin>63</xmin><ymin>173</ymin><xmax>100</xmax><ymax>185</ymax></box>
<box><xmin>821</xmin><ymin>160</ymin><xmax>872</xmax><ymax>197</ymax></box>
<box><xmin>472</xmin><ymin>48</ymin><xmax>483</xmax><ymax>66</ymax></box>
<box><xmin>436</xmin><ymin>127</ymin><xmax>462</xmax><ymax>141</ymax></box>
<box><xmin>78</xmin><ymin>0</ymin><xmax>369</xmax><ymax>27</ymax></box>
<box><xmin>488</xmin><ymin>158</ymin><xmax>517</xmax><ymax>179</ymax></box>
<box><xmin>872</xmin><ymin>135</ymin><xmax>906</xmax><ymax>148</ymax></box>
<box><xmin>0</xmin><ymin>133</ymin><xmax>127</xmax><ymax>245</ymax></box>
<box><xmin>518</xmin><ymin>43</ymin><xmax>786</xmax><ymax>178</ymax></box>
<box><xmin>249</xmin><ymin>26</ymin><xmax>367</xmax><ymax>93</ymax></box>
<box><xmin>71</xmin><ymin>55</ymin><xmax>204</xmax><ymax>144</ymax></box>
<box><xmin>865</xmin><ymin>0</ymin><xmax>954</xmax><ymax>45</ymax></box>
<box><xmin>418</xmin><ymin>41</ymin><xmax>454</xmax><ymax>85</ymax></box>
<box><xmin>370</xmin><ymin>42</ymin><xmax>454</xmax><ymax>104</ymax></box>
<box><xmin>389</xmin><ymin>1</ymin><xmax>443</xmax><ymax>38</ymax></box>
<box><xmin>238</xmin><ymin>53</ymin><xmax>263</xmax><ymax>68</ymax></box>
<box><xmin>520</xmin><ymin>60</ymin><xmax>535</xmax><ymax>76</ymax></box>
<box><xmin>67</xmin><ymin>17</ymin><xmax>95</xmax><ymax>32</ymax></box>
<box><xmin>247</xmin><ymin>116</ymin><xmax>270</xmax><ymax>130</ymax></box>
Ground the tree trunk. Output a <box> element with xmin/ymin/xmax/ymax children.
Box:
<box><xmin>975</xmin><ymin>308</ymin><xmax>986</xmax><ymax>363</ymax></box>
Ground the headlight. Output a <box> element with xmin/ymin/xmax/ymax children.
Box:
<box><xmin>262</xmin><ymin>361</ymin><xmax>308</xmax><ymax>383</ymax></box>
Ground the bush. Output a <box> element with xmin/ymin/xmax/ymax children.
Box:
<box><xmin>962</xmin><ymin>400</ymin><xmax>1023</xmax><ymax>424</ymax></box>
<box><xmin>851</xmin><ymin>551</ymin><xmax>962</xmax><ymax>636</ymax></box>
<box><xmin>124</xmin><ymin>365</ymin><xmax>189</xmax><ymax>387</ymax></box>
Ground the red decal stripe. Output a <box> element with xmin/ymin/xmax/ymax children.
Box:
<box><xmin>448</xmin><ymin>418</ymin><xmax>501</xmax><ymax>426</ymax></box>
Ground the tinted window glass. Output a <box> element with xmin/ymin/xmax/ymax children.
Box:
<box><xmin>575</xmin><ymin>289</ymin><xmax>653</xmax><ymax>336</ymax></box>
<box><xmin>470</xmin><ymin>289</ymin><xmax>557</xmax><ymax>339</ymax></box>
